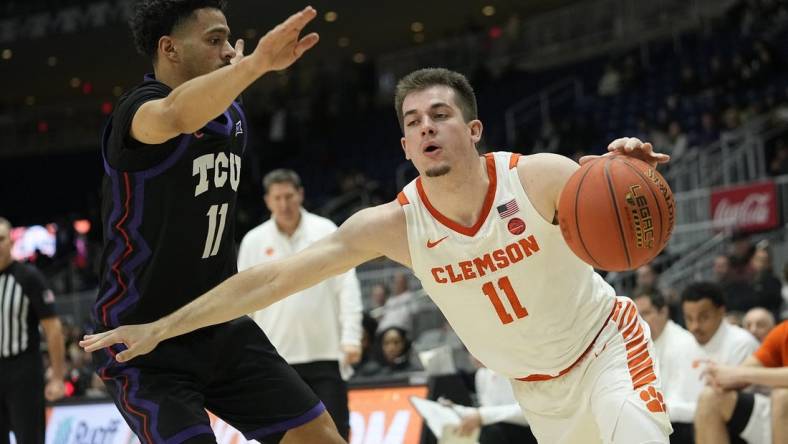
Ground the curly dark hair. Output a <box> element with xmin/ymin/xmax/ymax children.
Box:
<box><xmin>130</xmin><ymin>0</ymin><xmax>228</xmax><ymax>58</ymax></box>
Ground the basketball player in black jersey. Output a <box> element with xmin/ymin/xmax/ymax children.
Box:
<box><xmin>91</xmin><ymin>2</ymin><xmax>343</xmax><ymax>443</ymax></box>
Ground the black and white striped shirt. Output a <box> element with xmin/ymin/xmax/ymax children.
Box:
<box><xmin>0</xmin><ymin>261</ymin><xmax>56</xmax><ymax>359</ymax></box>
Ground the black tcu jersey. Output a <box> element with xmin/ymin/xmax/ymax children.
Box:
<box><xmin>92</xmin><ymin>75</ymin><xmax>324</xmax><ymax>444</ymax></box>
<box><xmin>93</xmin><ymin>75</ymin><xmax>247</xmax><ymax>328</ymax></box>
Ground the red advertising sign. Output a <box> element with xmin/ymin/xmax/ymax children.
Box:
<box><xmin>710</xmin><ymin>181</ymin><xmax>779</xmax><ymax>233</ymax></box>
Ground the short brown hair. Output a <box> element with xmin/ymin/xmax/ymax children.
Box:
<box><xmin>263</xmin><ymin>169</ymin><xmax>302</xmax><ymax>193</ymax></box>
<box><xmin>394</xmin><ymin>68</ymin><xmax>478</xmax><ymax>131</ymax></box>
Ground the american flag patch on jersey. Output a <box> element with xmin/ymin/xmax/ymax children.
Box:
<box><xmin>497</xmin><ymin>199</ymin><xmax>519</xmax><ymax>218</ymax></box>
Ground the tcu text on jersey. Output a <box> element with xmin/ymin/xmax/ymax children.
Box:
<box><xmin>192</xmin><ymin>152</ymin><xmax>241</xmax><ymax>197</ymax></box>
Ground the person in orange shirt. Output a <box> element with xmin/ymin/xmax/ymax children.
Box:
<box><xmin>695</xmin><ymin>320</ymin><xmax>788</xmax><ymax>444</ymax></box>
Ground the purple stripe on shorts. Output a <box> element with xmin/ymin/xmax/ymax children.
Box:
<box><xmin>165</xmin><ymin>424</ymin><xmax>214</xmax><ymax>444</ymax></box>
<box><xmin>100</xmin><ymin>351</ymin><xmax>143</xmax><ymax>437</ymax></box>
<box><xmin>123</xmin><ymin>367</ymin><xmax>164</xmax><ymax>443</ymax></box>
<box><xmin>246</xmin><ymin>402</ymin><xmax>326</xmax><ymax>440</ymax></box>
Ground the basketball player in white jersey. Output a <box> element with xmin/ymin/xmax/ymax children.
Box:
<box><xmin>82</xmin><ymin>68</ymin><xmax>672</xmax><ymax>443</ymax></box>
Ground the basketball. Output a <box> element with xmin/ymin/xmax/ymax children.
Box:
<box><xmin>558</xmin><ymin>155</ymin><xmax>675</xmax><ymax>272</ymax></box>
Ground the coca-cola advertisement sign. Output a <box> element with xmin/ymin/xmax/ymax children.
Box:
<box><xmin>710</xmin><ymin>181</ymin><xmax>779</xmax><ymax>232</ymax></box>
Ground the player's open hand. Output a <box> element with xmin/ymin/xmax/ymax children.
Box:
<box><xmin>247</xmin><ymin>6</ymin><xmax>319</xmax><ymax>74</ymax></box>
<box><xmin>579</xmin><ymin>137</ymin><xmax>670</xmax><ymax>169</ymax></box>
<box><xmin>79</xmin><ymin>324</ymin><xmax>162</xmax><ymax>363</ymax></box>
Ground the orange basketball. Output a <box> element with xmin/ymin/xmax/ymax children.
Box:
<box><xmin>557</xmin><ymin>155</ymin><xmax>675</xmax><ymax>272</ymax></box>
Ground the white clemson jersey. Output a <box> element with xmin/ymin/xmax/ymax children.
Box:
<box><xmin>398</xmin><ymin>151</ymin><xmax>616</xmax><ymax>379</ymax></box>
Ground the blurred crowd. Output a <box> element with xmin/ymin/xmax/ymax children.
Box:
<box><xmin>9</xmin><ymin>1</ymin><xmax>788</xmax><ymax>442</ymax></box>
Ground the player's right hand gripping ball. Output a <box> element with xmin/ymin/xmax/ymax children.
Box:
<box><xmin>558</xmin><ymin>155</ymin><xmax>675</xmax><ymax>272</ymax></box>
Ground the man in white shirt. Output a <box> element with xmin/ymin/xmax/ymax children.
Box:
<box><xmin>682</xmin><ymin>282</ymin><xmax>760</xmax><ymax>369</ymax></box>
<box><xmin>634</xmin><ymin>288</ymin><xmax>704</xmax><ymax>443</ymax></box>
<box><xmin>680</xmin><ymin>282</ymin><xmax>760</xmax><ymax>442</ymax></box>
<box><xmin>237</xmin><ymin>169</ymin><xmax>363</xmax><ymax>440</ymax></box>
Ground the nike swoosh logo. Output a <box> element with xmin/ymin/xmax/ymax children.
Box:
<box><xmin>427</xmin><ymin>236</ymin><xmax>449</xmax><ymax>248</ymax></box>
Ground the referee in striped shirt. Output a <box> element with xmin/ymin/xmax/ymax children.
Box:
<box><xmin>0</xmin><ymin>217</ymin><xmax>66</xmax><ymax>444</ymax></box>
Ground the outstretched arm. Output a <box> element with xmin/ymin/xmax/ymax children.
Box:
<box><xmin>80</xmin><ymin>203</ymin><xmax>404</xmax><ymax>362</ymax></box>
<box><xmin>132</xmin><ymin>6</ymin><xmax>320</xmax><ymax>144</ymax></box>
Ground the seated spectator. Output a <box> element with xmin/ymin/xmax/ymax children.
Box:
<box><xmin>664</xmin><ymin>121</ymin><xmax>689</xmax><ymax>162</ymax></box>
<box><xmin>695</xmin><ymin>320</ymin><xmax>788</xmax><ymax>444</ymax></box>
<box><xmin>620</xmin><ymin>54</ymin><xmax>642</xmax><ymax>89</ymax></box>
<box><xmin>636</xmin><ymin>264</ymin><xmax>659</xmax><ymax>291</ymax></box>
<box><xmin>728</xmin><ymin>233</ymin><xmax>755</xmax><ymax>282</ymax></box>
<box><xmin>377</xmin><ymin>272</ymin><xmax>419</xmax><ymax>333</ymax></box>
<box><xmin>361</xmin><ymin>327</ymin><xmax>422</xmax><ymax>378</ymax></box>
<box><xmin>444</xmin><ymin>365</ymin><xmax>537</xmax><ymax>444</ymax></box>
<box><xmin>353</xmin><ymin>314</ymin><xmax>379</xmax><ymax>376</ymax></box>
<box><xmin>634</xmin><ymin>288</ymin><xmax>704</xmax><ymax>443</ymax></box>
<box><xmin>694</xmin><ymin>112</ymin><xmax>720</xmax><ymax>147</ymax></box>
<box><xmin>367</xmin><ymin>282</ymin><xmax>389</xmax><ymax>313</ymax></box>
<box><xmin>749</xmin><ymin>242</ymin><xmax>783</xmax><ymax>318</ymax></box>
<box><xmin>768</xmin><ymin>141</ymin><xmax>788</xmax><ymax>176</ymax></box>
<box><xmin>743</xmin><ymin>307</ymin><xmax>776</xmax><ymax>343</ymax></box>
<box><xmin>713</xmin><ymin>254</ymin><xmax>731</xmax><ymax>284</ymax></box>
<box><xmin>597</xmin><ymin>63</ymin><xmax>622</xmax><ymax>96</ymax></box>
<box><xmin>682</xmin><ymin>282</ymin><xmax>760</xmax><ymax>366</ymax></box>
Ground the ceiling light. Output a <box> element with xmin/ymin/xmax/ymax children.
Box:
<box><xmin>1</xmin><ymin>49</ymin><xmax>11</xmax><ymax>60</ymax></box>
<box><xmin>324</xmin><ymin>11</ymin><xmax>338</xmax><ymax>22</ymax></box>
<box><xmin>70</xmin><ymin>77</ymin><xmax>81</xmax><ymax>88</ymax></box>
<box><xmin>352</xmin><ymin>52</ymin><xmax>366</xmax><ymax>64</ymax></box>
<box><xmin>482</xmin><ymin>5</ymin><xmax>496</xmax><ymax>16</ymax></box>
<box><xmin>410</xmin><ymin>22</ymin><xmax>424</xmax><ymax>33</ymax></box>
